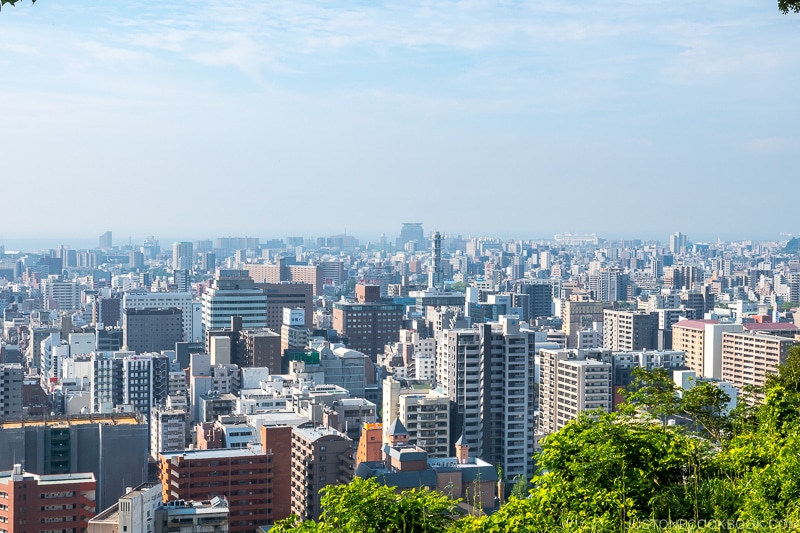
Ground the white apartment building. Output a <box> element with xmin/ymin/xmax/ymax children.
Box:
<box><xmin>41</xmin><ymin>278</ymin><xmax>81</xmax><ymax>310</ymax></box>
<box><xmin>539</xmin><ymin>348</ymin><xmax>612</xmax><ymax>434</ymax></box>
<box><xmin>150</xmin><ymin>402</ymin><xmax>189</xmax><ymax>459</ymax></box>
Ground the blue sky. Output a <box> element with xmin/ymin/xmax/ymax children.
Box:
<box><xmin>1</xmin><ymin>0</ymin><xmax>798</xmax><ymax>245</ymax></box>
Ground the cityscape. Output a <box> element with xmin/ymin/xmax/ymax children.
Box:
<box><xmin>3</xmin><ymin>0</ymin><xmax>800</xmax><ymax>532</ymax></box>
<box><xmin>0</xmin><ymin>226</ymin><xmax>798</xmax><ymax>531</ymax></box>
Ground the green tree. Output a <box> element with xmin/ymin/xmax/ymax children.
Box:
<box><xmin>680</xmin><ymin>380</ymin><xmax>732</xmax><ymax>443</ymax></box>
<box><xmin>508</xmin><ymin>475</ymin><xmax>531</xmax><ymax>500</ymax></box>
<box><xmin>780</xmin><ymin>0</ymin><xmax>800</xmax><ymax>13</ymax></box>
<box><xmin>0</xmin><ymin>0</ymin><xmax>34</xmax><ymax>10</ymax></box>
<box><xmin>620</xmin><ymin>367</ymin><xmax>680</xmax><ymax>423</ymax></box>
<box><xmin>271</xmin><ymin>477</ymin><xmax>458</xmax><ymax>533</ymax></box>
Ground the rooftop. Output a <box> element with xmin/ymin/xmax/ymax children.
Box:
<box><xmin>673</xmin><ymin>319</ymin><xmax>719</xmax><ymax>331</ymax></box>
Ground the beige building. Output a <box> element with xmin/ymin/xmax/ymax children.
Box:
<box><xmin>671</xmin><ymin>319</ymin><xmax>716</xmax><ymax>375</ymax></box>
<box><xmin>562</xmin><ymin>300</ymin><xmax>604</xmax><ymax>348</ymax></box>
<box><xmin>397</xmin><ymin>389</ymin><xmax>450</xmax><ymax>458</ymax></box>
<box><xmin>722</xmin><ymin>331</ymin><xmax>795</xmax><ymax>402</ymax></box>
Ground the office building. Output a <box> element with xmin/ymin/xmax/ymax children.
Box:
<box><xmin>0</xmin><ymin>364</ymin><xmax>23</xmax><ymax>420</ymax></box>
<box><xmin>0</xmin><ymin>414</ymin><xmax>148</xmax><ymax>510</ymax></box>
<box><xmin>241</xmin><ymin>329</ymin><xmax>282</xmax><ymax>371</ymax></box>
<box><xmin>201</xmin><ymin>270</ymin><xmax>267</xmax><ymax>333</ymax></box>
<box><xmin>99</xmin><ymin>231</ymin><xmax>113</xmax><ymax>249</ymax></box>
<box><xmin>259</xmin><ymin>282</ymin><xmax>313</xmax><ymax>330</ymax></box>
<box><xmin>243</xmin><ymin>262</ymin><xmax>324</xmax><ymax>296</ymax></box>
<box><xmin>562</xmin><ymin>300</ymin><xmax>604</xmax><ymax>348</ymax></box>
<box><xmin>0</xmin><ymin>465</ymin><xmax>96</xmax><ymax>533</ymax></box>
<box><xmin>123</xmin><ymin>308</ymin><xmax>183</xmax><ymax>354</ymax></box>
<box><xmin>172</xmin><ymin>242</ymin><xmax>193</xmax><ymax>271</ymax></box>
<box><xmin>332</xmin><ymin>300</ymin><xmax>404</xmax><ymax>360</ymax></box>
<box><xmin>93</xmin><ymin>296</ymin><xmax>122</xmax><ymax>328</ymax></box>
<box><xmin>602</xmin><ymin>310</ymin><xmax>658</xmax><ymax>352</ymax></box>
<box><xmin>173</xmin><ymin>269</ymin><xmax>190</xmax><ymax>292</ymax></box>
<box><xmin>123</xmin><ymin>291</ymin><xmax>196</xmax><ymax>343</ymax></box>
<box><xmin>514</xmin><ymin>279</ymin><xmax>555</xmax><ymax>320</ymax></box>
<box><xmin>397</xmin><ymin>223</ymin><xmax>425</xmax><ymax>249</ymax></box>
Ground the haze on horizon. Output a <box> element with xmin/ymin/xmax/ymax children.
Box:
<box><xmin>1</xmin><ymin>1</ymin><xmax>798</xmax><ymax>242</ymax></box>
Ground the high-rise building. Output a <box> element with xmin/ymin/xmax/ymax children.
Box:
<box><xmin>538</xmin><ymin>348</ymin><xmax>612</xmax><ymax>434</ymax></box>
<box><xmin>602</xmin><ymin>310</ymin><xmax>658</xmax><ymax>352</ymax></box>
<box><xmin>243</xmin><ymin>262</ymin><xmax>324</xmax><ymax>296</ymax></box>
<box><xmin>200</xmin><ymin>251</ymin><xmax>216</xmax><ymax>273</ymax></box>
<box><xmin>123</xmin><ymin>308</ymin><xmax>183</xmax><ymax>354</ymax></box>
<box><xmin>289</xmin><ymin>426</ymin><xmax>354</xmax><ymax>521</ymax></box>
<box><xmin>722</xmin><ymin>331</ymin><xmax>795</xmax><ymax>402</ymax></box>
<box><xmin>258</xmin><ymin>282</ymin><xmax>313</xmax><ymax>330</ymax></box>
<box><xmin>93</xmin><ymin>296</ymin><xmax>122</xmax><ymax>328</ymax></box>
<box><xmin>99</xmin><ymin>230</ymin><xmax>113</xmax><ymax>249</ymax></box>
<box><xmin>172</xmin><ymin>242</ymin><xmax>194</xmax><ymax>271</ymax></box>
<box><xmin>41</xmin><ymin>279</ymin><xmax>81</xmax><ymax>310</ymax></box>
<box><xmin>669</xmin><ymin>231</ymin><xmax>688</xmax><ymax>254</ymax></box>
<box><xmin>514</xmin><ymin>280</ymin><xmax>555</xmax><ymax>319</ymax></box>
<box><xmin>562</xmin><ymin>300</ymin><xmax>604</xmax><ymax>348</ymax></box>
<box><xmin>478</xmin><ymin>317</ymin><xmax>537</xmax><ymax>482</ymax></box>
<box><xmin>0</xmin><ymin>465</ymin><xmax>96</xmax><ymax>533</ymax></box>
<box><xmin>0</xmin><ymin>414</ymin><xmax>149</xmax><ymax>510</ymax></box>
<box><xmin>201</xmin><ymin>270</ymin><xmax>267</xmax><ymax>334</ymax></box>
<box><xmin>158</xmin><ymin>446</ymin><xmax>280</xmax><ymax>532</ymax></box>
<box><xmin>332</xmin><ymin>300</ymin><xmax>404</xmax><ymax>360</ymax></box>
<box><xmin>396</xmin><ymin>223</ymin><xmax>424</xmax><ymax>249</ymax></box>
<box><xmin>173</xmin><ymin>269</ymin><xmax>190</xmax><ymax>292</ymax></box>
<box><xmin>123</xmin><ymin>292</ymin><xmax>196</xmax><ymax>343</ymax></box>
<box><xmin>0</xmin><ymin>364</ymin><xmax>23</xmax><ymax>420</ymax></box>
<box><xmin>382</xmin><ymin>377</ymin><xmax>450</xmax><ymax>458</ymax></box>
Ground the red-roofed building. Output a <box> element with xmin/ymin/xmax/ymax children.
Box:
<box><xmin>743</xmin><ymin>322</ymin><xmax>800</xmax><ymax>338</ymax></box>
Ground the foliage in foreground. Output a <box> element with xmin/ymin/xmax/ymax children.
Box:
<box><xmin>275</xmin><ymin>346</ymin><xmax>800</xmax><ymax>532</ymax></box>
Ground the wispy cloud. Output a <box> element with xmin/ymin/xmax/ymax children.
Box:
<box><xmin>746</xmin><ymin>137</ymin><xmax>800</xmax><ymax>155</ymax></box>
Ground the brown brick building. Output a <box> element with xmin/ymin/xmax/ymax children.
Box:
<box><xmin>158</xmin><ymin>445</ymin><xmax>283</xmax><ymax>532</ymax></box>
<box><xmin>289</xmin><ymin>426</ymin><xmax>354</xmax><ymax>521</ymax></box>
<box><xmin>0</xmin><ymin>465</ymin><xmax>96</xmax><ymax>533</ymax></box>
<box><xmin>332</xmin><ymin>301</ymin><xmax>404</xmax><ymax>360</ymax></box>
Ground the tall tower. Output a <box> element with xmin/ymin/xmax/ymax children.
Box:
<box><xmin>428</xmin><ymin>231</ymin><xmax>444</xmax><ymax>290</ymax></box>
<box><xmin>172</xmin><ymin>241</ymin><xmax>194</xmax><ymax>270</ymax></box>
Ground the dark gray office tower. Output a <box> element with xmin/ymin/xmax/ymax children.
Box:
<box><xmin>174</xmin><ymin>269</ymin><xmax>190</xmax><ymax>292</ymax></box>
<box><xmin>123</xmin><ymin>308</ymin><xmax>183</xmax><ymax>354</ymax></box>
<box><xmin>396</xmin><ymin>222</ymin><xmax>424</xmax><ymax>248</ymax></box>
<box><xmin>514</xmin><ymin>280</ymin><xmax>554</xmax><ymax>319</ymax></box>
<box><xmin>0</xmin><ymin>415</ymin><xmax>148</xmax><ymax>510</ymax></box>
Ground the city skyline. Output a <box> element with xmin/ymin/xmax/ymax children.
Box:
<box><xmin>2</xmin><ymin>1</ymin><xmax>799</xmax><ymax>238</ymax></box>
<box><xmin>0</xmin><ymin>226</ymin><xmax>798</xmax><ymax>255</ymax></box>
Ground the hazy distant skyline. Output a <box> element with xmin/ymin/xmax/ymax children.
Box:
<box><xmin>2</xmin><ymin>1</ymin><xmax>798</xmax><ymax>240</ymax></box>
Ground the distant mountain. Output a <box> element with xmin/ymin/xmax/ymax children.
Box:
<box><xmin>784</xmin><ymin>237</ymin><xmax>800</xmax><ymax>253</ymax></box>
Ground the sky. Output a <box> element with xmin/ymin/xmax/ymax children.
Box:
<box><xmin>1</xmin><ymin>0</ymin><xmax>799</xmax><ymax>246</ymax></box>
